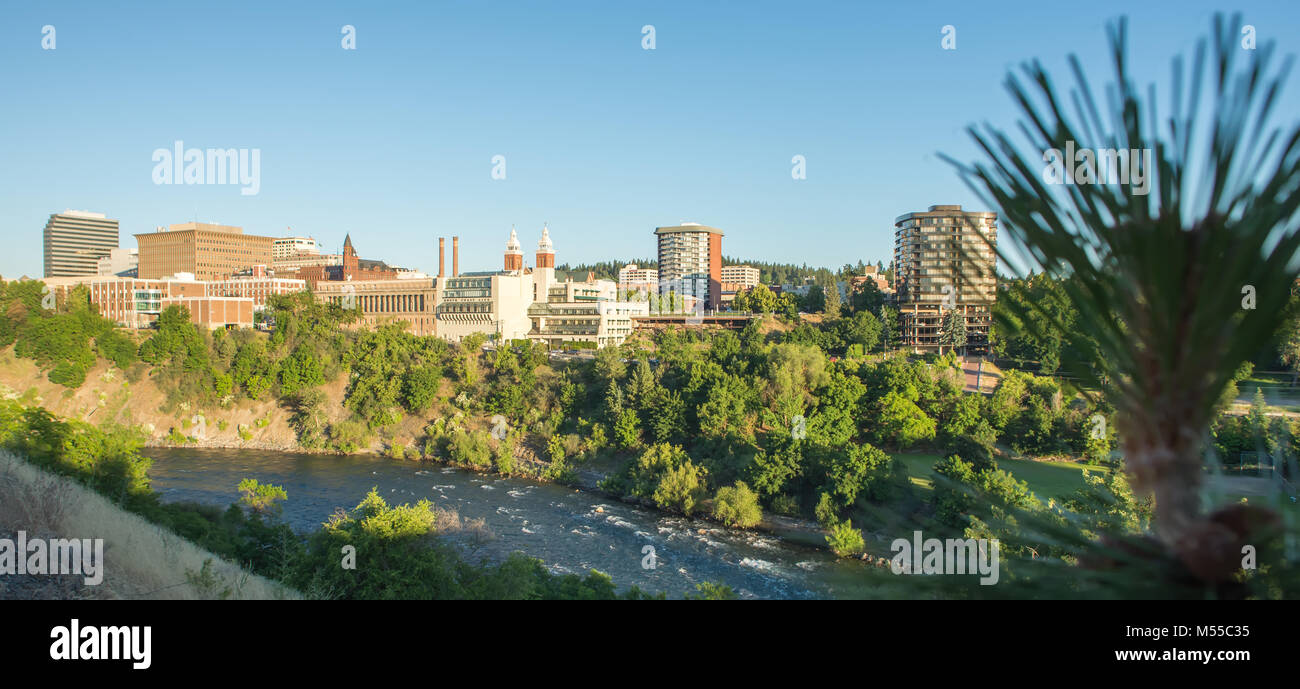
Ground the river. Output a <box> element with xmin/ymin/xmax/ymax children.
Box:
<box><xmin>144</xmin><ymin>447</ymin><xmax>875</xmax><ymax>599</ymax></box>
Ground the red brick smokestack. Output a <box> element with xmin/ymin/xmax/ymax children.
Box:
<box><xmin>452</xmin><ymin>236</ymin><xmax>459</xmax><ymax>277</ymax></box>
<box><xmin>438</xmin><ymin>237</ymin><xmax>445</xmax><ymax>278</ymax></box>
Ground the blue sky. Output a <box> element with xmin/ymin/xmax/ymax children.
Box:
<box><xmin>1</xmin><ymin>0</ymin><xmax>1297</xmax><ymax>278</ymax></box>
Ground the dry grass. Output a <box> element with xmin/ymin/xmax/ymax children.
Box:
<box><xmin>0</xmin><ymin>450</ymin><xmax>298</xmax><ymax>600</ymax></box>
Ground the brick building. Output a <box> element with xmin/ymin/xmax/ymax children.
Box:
<box><xmin>136</xmin><ymin>222</ymin><xmax>274</xmax><ymax>281</ymax></box>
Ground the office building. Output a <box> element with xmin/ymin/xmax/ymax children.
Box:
<box><xmin>96</xmin><ymin>247</ymin><xmax>139</xmax><ymax>277</ymax></box>
<box><xmin>655</xmin><ymin>223</ymin><xmax>723</xmax><ymax>311</ymax></box>
<box><xmin>719</xmin><ymin>265</ymin><xmax>760</xmax><ymax>288</ymax></box>
<box><xmin>618</xmin><ymin>264</ymin><xmax>659</xmax><ymax>298</ymax></box>
<box><xmin>136</xmin><ymin>222</ymin><xmax>274</xmax><ymax>281</ymax></box>
<box><xmin>893</xmin><ymin>205</ymin><xmax>998</xmax><ymax>353</ymax></box>
<box><xmin>43</xmin><ymin>210</ymin><xmax>120</xmax><ymax>278</ymax></box>
<box><xmin>272</xmin><ymin>235</ymin><xmax>321</xmax><ymax>260</ymax></box>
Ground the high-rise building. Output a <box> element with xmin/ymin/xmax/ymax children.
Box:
<box><xmin>655</xmin><ymin>223</ymin><xmax>723</xmax><ymax>311</ymax></box>
<box><xmin>893</xmin><ymin>205</ymin><xmax>998</xmax><ymax>353</ymax></box>
<box><xmin>43</xmin><ymin>210</ymin><xmax>119</xmax><ymax>278</ymax></box>
<box><xmin>136</xmin><ymin>222</ymin><xmax>274</xmax><ymax>281</ymax></box>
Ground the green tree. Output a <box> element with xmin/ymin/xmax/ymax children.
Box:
<box><xmin>939</xmin><ymin>309</ymin><xmax>968</xmax><ymax>356</ymax></box>
<box><xmin>401</xmin><ymin>364</ymin><xmax>443</xmax><ymax>412</ymax></box>
<box><xmin>95</xmin><ymin>329</ymin><xmax>138</xmax><ymax>369</ymax></box>
<box><xmin>821</xmin><ymin>442</ymin><xmax>893</xmax><ymax>507</ymax></box>
<box><xmin>593</xmin><ymin>346</ymin><xmax>626</xmax><ymax>386</ymax></box>
<box><xmin>279</xmin><ymin>344</ymin><xmax>325</xmax><ymax>397</ymax></box>
<box><xmin>875</xmin><ymin>390</ymin><xmax>937</xmax><ymax>449</ymax></box>
<box><xmin>932</xmin><ymin>454</ymin><xmax>976</xmax><ymax>527</ymax></box>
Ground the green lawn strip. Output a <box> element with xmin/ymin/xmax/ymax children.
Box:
<box><xmin>893</xmin><ymin>452</ymin><xmax>1109</xmax><ymax>502</ymax></box>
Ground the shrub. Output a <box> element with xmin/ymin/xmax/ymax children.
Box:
<box><xmin>826</xmin><ymin>521</ymin><xmax>865</xmax><ymax>558</ymax></box>
<box><xmin>329</xmin><ymin>419</ymin><xmax>370</xmax><ymax>453</ymax></box>
<box><xmin>712</xmin><ymin>481</ymin><xmax>762</xmax><ymax>528</ymax></box>
<box><xmin>47</xmin><ymin>361</ymin><xmax>88</xmax><ymax>388</ymax></box>
<box><xmin>494</xmin><ymin>439</ymin><xmax>515</xmax><ymax>475</ymax></box>
<box><xmin>237</xmin><ymin>478</ymin><xmax>287</xmax><ymax>514</ymax></box>
<box><xmin>652</xmin><ymin>459</ymin><xmax>708</xmax><ymax>515</ymax></box>
<box><xmin>686</xmin><ymin>582</ymin><xmax>739</xmax><ymax>600</ymax></box>
<box><xmin>448</xmin><ymin>429</ymin><xmax>491</xmax><ymax>467</ymax></box>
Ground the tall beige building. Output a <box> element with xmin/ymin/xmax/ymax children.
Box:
<box><xmin>136</xmin><ymin>222</ymin><xmax>274</xmax><ymax>281</ymax></box>
<box><xmin>655</xmin><ymin>223</ymin><xmax>723</xmax><ymax>311</ymax></box>
<box><xmin>43</xmin><ymin>210</ymin><xmax>119</xmax><ymax>277</ymax></box>
<box><xmin>893</xmin><ymin>205</ymin><xmax>998</xmax><ymax>353</ymax></box>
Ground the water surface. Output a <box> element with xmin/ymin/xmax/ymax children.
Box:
<box><xmin>146</xmin><ymin>447</ymin><xmax>873</xmax><ymax>599</ymax></box>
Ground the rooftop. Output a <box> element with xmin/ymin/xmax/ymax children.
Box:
<box><xmin>654</xmin><ymin>223</ymin><xmax>724</xmax><ymax>236</ymax></box>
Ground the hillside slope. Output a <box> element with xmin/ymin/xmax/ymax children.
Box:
<box><xmin>0</xmin><ymin>450</ymin><xmax>297</xmax><ymax>600</ymax></box>
<box><xmin>0</xmin><ymin>345</ymin><xmax>337</xmax><ymax>452</ymax></box>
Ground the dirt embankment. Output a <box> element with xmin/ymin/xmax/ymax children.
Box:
<box><xmin>0</xmin><ymin>347</ymin><xmax>337</xmax><ymax>453</ymax></box>
<box><xmin>0</xmin><ymin>347</ymin><xmax>532</xmax><ymax>458</ymax></box>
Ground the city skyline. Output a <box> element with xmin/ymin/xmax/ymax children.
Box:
<box><xmin>4</xmin><ymin>0</ymin><xmax>1297</xmax><ymax>279</ymax></box>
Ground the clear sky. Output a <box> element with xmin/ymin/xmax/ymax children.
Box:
<box><xmin>1</xmin><ymin>0</ymin><xmax>1296</xmax><ymax>278</ymax></box>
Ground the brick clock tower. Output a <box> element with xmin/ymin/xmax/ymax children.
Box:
<box><xmin>342</xmin><ymin>233</ymin><xmax>359</xmax><ymax>280</ymax></box>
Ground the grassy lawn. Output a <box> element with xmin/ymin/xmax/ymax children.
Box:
<box><xmin>894</xmin><ymin>452</ymin><xmax>1110</xmax><ymax>502</ymax></box>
